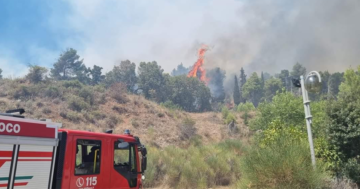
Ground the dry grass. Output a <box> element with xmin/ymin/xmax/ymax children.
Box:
<box><xmin>0</xmin><ymin>81</ymin><xmax>251</xmax><ymax>148</ymax></box>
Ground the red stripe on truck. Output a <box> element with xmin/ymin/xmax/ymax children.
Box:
<box><xmin>0</xmin><ymin>151</ymin><xmax>12</xmax><ymax>157</ymax></box>
<box><xmin>0</xmin><ymin>151</ymin><xmax>52</xmax><ymax>157</ymax></box>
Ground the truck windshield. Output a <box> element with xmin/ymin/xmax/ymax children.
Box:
<box><xmin>114</xmin><ymin>141</ymin><xmax>136</xmax><ymax>172</ymax></box>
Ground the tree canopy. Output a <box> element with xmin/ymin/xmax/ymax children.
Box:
<box><xmin>105</xmin><ymin>60</ymin><xmax>137</xmax><ymax>91</ymax></box>
<box><xmin>50</xmin><ymin>48</ymin><xmax>87</xmax><ymax>81</ymax></box>
<box><xmin>89</xmin><ymin>65</ymin><xmax>105</xmax><ymax>85</ymax></box>
<box><xmin>328</xmin><ymin>66</ymin><xmax>360</xmax><ymax>161</ymax></box>
<box><xmin>263</xmin><ymin>78</ymin><xmax>283</xmax><ymax>102</ymax></box>
<box><xmin>242</xmin><ymin>72</ymin><xmax>263</xmax><ymax>107</ymax></box>
<box><xmin>167</xmin><ymin>76</ymin><xmax>211</xmax><ymax>112</ymax></box>
<box><xmin>26</xmin><ymin>65</ymin><xmax>48</xmax><ymax>84</ymax></box>
<box><xmin>138</xmin><ymin>61</ymin><xmax>166</xmax><ymax>102</ymax></box>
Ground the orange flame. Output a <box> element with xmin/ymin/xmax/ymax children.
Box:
<box><xmin>187</xmin><ymin>45</ymin><xmax>208</xmax><ymax>83</ymax></box>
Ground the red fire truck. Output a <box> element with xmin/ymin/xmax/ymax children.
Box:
<box><xmin>0</xmin><ymin>109</ymin><xmax>147</xmax><ymax>189</ymax></box>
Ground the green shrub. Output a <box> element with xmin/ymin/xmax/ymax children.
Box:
<box><xmin>237</xmin><ymin>102</ymin><xmax>255</xmax><ymax>112</ymax></box>
<box><xmin>237</xmin><ymin>135</ymin><xmax>328</xmax><ymax>189</ymax></box>
<box><xmin>250</xmin><ymin>92</ymin><xmax>304</xmax><ymax>131</ymax></box>
<box><xmin>83</xmin><ymin>113</ymin><xmax>95</xmax><ymax>123</ymax></box>
<box><xmin>341</xmin><ymin>158</ymin><xmax>360</xmax><ymax>186</ymax></box>
<box><xmin>221</xmin><ymin>106</ymin><xmax>229</xmax><ymax>120</ymax></box>
<box><xmin>63</xmin><ymin>80</ymin><xmax>83</xmax><ymax>88</ymax></box>
<box><xmin>79</xmin><ymin>87</ymin><xmax>95</xmax><ymax>105</ymax></box>
<box><xmin>65</xmin><ymin>111</ymin><xmax>82</xmax><ymax>123</ymax></box>
<box><xmin>45</xmin><ymin>86</ymin><xmax>61</xmax><ymax>98</ymax></box>
<box><xmin>91</xmin><ymin>111</ymin><xmax>106</xmax><ymax>120</ymax></box>
<box><xmin>68</xmin><ymin>95</ymin><xmax>91</xmax><ymax>112</ymax></box>
<box><xmin>161</xmin><ymin>100</ymin><xmax>182</xmax><ymax>110</ymax></box>
<box><xmin>13</xmin><ymin>85</ymin><xmax>35</xmax><ymax>99</ymax></box>
<box><xmin>225</xmin><ymin>112</ymin><xmax>236</xmax><ymax>125</ymax></box>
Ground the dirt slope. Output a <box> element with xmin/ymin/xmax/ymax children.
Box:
<box><xmin>0</xmin><ymin>82</ymin><xmax>250</xmax><ymax>148</ymax></box>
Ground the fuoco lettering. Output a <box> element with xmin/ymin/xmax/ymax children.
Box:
<box><xmin>0</xmin><ymin>122</ymin><xmax>21</xmax><ymax>133</ymax></box>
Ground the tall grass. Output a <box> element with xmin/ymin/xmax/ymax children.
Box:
<box><xmin>237</xmin><ymin>135</ymin><xmax>329</xmax><ymax>189</ymax></box>
<box><xmin>143</xmin><ymin>140</ymin><xmax>243</xmax><ymax>189</ymax></box>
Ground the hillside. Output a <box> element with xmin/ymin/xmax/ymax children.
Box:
<box><xmin>0</xmin><ymin>79</ymin><xmax>251</xmax><ymax>148</ymax></box>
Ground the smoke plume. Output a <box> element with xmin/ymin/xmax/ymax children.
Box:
<box><xmin>203</xmin><ymin>0</ymin><xmax>360</xmax><ymax>75</ymax></box>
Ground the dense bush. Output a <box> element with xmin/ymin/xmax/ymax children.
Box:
<box><xmin>26</xmin><ymin>65</ymin><xmax>48</xmax><ymax>84</ymax></box>
<box><xmin>238</xmin><ymin>135</ymin><xmax>328</xmax><ymax>189</ymax></box>
<box><xmin>79</xmin><ymin>87</ymin><xmax>95</xmax><ymax>105</ymax></box>
<box><xmin>250</xmin><ymin>92</ymin><xmax>304</xmax><ymax>131</ymax></box>
<box><xmin>63</xmin><ymin>80</ymin><xmax>83</xmax><ymax>88</ymax></box>
<box><xmin>341</xmin><ymin>158</ymin><xmax>360</xmax><ymax>186</ymax></box>
<box><xmin>327</xmin><ymin>66</ymin><xmax>360</xmax><ymax>185</ymax></box>
<box><xmin>68</xmin><ymin>95</ymin><xmax>91</xmax><ymax>112</ymax></box>
<box><xmin>225</xmin><ymin>112</ymin><xmax>236</xmax><ymax>125</ymax></box>
<box><xmin>45</xmin><ymin>86</ymin><xmax>61</xmax><ymax>98</ymax></box>
<box><xmin>12</xmin><ymin>85</ymin><xmax>36</xmax><ymax>99</ymax></box>
<box><xmin>61</xmin><ymin>111</ymin><xmax>82</xmax><ymax>123</ymax></box>
<box><xmin>237</xmin><ymin>102</ymin><xmax>255</xmax><ymax>112</ymax></box>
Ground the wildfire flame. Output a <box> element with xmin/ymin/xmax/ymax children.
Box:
<box><xmin>187</xmin><ymin>45</ymin><xmax>208</xmax><ymax>83</ymax></box>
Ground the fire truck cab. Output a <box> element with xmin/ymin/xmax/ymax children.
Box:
<box><xmin>0</xmin><ymin>109</ymin><xmax>147</xmax><ymax>189</ymax></box>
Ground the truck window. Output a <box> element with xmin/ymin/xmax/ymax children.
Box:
<box><xmin>114</xmin><ymin>141</ymin><xmax>137</xmax><ymax>187</ymax></box>
<box><xmin>75</xmin><ymin>139</ymin><xmax>101</xmax><ymax>175</ymax></box>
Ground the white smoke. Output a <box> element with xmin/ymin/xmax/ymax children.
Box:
<box><xmin>60</xmin><ymin>0</ymin><xmax>360</xmax><ymax>75</ymax></box>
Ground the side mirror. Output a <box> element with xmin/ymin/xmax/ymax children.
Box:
<box><xmin>140</xmin><ymin>145</ymin><xmax>147</xmax><ymax>173</ymax></box>
<box><xmin>141</xmin><ymin>146</ymin><xmax>147</xmax><ymax>156</ymax></box>
<box><xmin>141</xmin><ymin>156</ymin><xmax>147</xmax><ymax>173</ymax></box>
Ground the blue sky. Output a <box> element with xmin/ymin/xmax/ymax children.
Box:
<box><xmin>0</xmin><ymin>0</ymin><xmax>75</xmax><ymax>76</ymax></box>
<box><xmin>0</xmin><ymin>0</ymin><xmax>359</xmax><ymax>78</ymax></box>
<box><xmin>1</xmin><ymin>0</ymin><xmax>234</xmax><ymax>77</ymax></box>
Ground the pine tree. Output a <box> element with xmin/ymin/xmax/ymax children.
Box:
<box><xmin>233</xmin><ymin>75</ymin><xmax>241</xmax><ymax>105</ymax></box>
<box><xmin>239</xmin><ymin>67</ymin><xmax>247</xmax><ymax>102</ymax></box>
<box><xmin>261</xmin><ymin>71</ymin><xmax>265</xmax><ymax>86</ymax></box>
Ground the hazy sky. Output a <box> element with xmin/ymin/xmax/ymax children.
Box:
<box><xmin>0</xmin><ymin>0</ymin><xmax>359</xmax><ymax>78</ymax></box>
